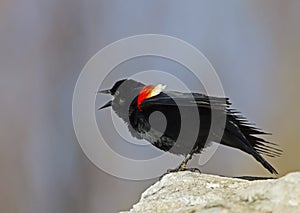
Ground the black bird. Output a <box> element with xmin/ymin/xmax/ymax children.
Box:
<box><xmin>98</xmin><ymin>79</ymin><xmax>282</xmax><ymax>174</ymax></box>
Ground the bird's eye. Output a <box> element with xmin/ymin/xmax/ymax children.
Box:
<box><xmin>115</xmin><ymin>91</ymin><xmax>119</xmax><ymax>96</ymax></box>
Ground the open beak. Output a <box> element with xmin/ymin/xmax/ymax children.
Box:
<box><xmin>98</xmin><ymin>100</ymin><xmax>112</xmax><ymax>110</ymax></box>
<box><xmin>97</xmin><ymin>89</ymin><xmax>112</xmax><ymax>110</ymax></box>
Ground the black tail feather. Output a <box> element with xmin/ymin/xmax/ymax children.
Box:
<box><xmin>228</xmin><ymin>110</ymin><xmax>283</xmax><ymax>159</ymax></box>
<box><xmin>222</xmin><ymin>110</ymin><xmax>282</xmax><ymax>174</ymax></box>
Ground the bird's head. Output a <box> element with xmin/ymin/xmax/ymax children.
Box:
<box><xmin>97</xmin><ymin>79</ymin><xmax>146</xmax><ymax>116</ymax></box>
<box><xmin>97</xmin><ymin>79</ymin><xmax>127</xmax><ymax>110</ymax></box>
<box><xmin>98</xmin><ymin>79</ymin><xmax>166</xmax><ymax>119</ymax></box>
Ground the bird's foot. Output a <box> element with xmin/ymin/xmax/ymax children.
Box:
<box><xmin>159</xmin><ymin>166</ymin><xmax>201</xmax><ymax>180</ymax></box>
<box><xmin>185</xmin><ymin>167</ymin><xmax>201</xmax><ymax>173</ymax></box>
<box><xmin>159</xmin><ymin>153</ymin><xmax>200</xmax><ymax>180</ymax></box>
<box><xmin>166</xmin><ymin>167</ymin><xmax>201</xmax><ymax>173</ymax></box>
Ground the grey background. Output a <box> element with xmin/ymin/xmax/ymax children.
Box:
<box><xmin>1</xmin><ymin>1</ymin><xmax>300</xmax><ymax>213</ymax></box>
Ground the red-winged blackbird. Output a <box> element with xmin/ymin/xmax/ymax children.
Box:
<box><xmin>98</xmin><ymin>79</ymin><xmax>282</xmax><ymax>174</ymax></box>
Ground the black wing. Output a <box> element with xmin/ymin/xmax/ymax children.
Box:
<box><xmin>141</xmin><ymin>91</ymin><xmax>230</xmax><ymax>111</ymax></box>
<box><xmin>139</xmin><ymin>91</ymin><xmax>282</xmax><ymax>174</ymax></box>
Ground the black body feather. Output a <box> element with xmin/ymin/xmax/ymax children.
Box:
<box><xmin>99</xmin><ymin>79</ymin><xmax>282</xmax><ymax>174</ymax></box>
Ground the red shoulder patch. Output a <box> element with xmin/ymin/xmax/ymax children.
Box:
<box><xmin>137</xmin><ymin>85</ymin><xmax>155</xmax><ymax>111</ymax></box>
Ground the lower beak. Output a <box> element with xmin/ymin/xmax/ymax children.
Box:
<box><xmin>97</xmin><ymin>89</ymin><xmax>111</xmax><ymax>94</ymax></box>
<box><xmin>98</xmin><ymin>100</ymin><xmax>112</xmax><ymax>110</ymax></box>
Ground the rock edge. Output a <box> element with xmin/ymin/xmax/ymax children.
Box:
<box><xmin>121</xmin><ymin>171</ymin><xmax>300</xmax><ymax>213</ymax></box>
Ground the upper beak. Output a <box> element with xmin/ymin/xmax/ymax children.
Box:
<box><xmin>98</xmin><ymin>100</ymin><xmax>112</xmax><ymax>110</ymax></box>
<box><xmin>97</xmin><ymin>89</ymin><xmax>111</xmax><ymax>94</ymax></box>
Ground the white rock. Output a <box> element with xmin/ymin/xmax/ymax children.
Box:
<box><xmin>120</xmin><ymin>172</ymin><xmax>300</xmax><ymax>213</ymax></box>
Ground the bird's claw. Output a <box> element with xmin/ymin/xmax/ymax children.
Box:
<box><xmin>186</xmin><ymin>167</ymin><xmax>201</xmax><ymax>173</ymax></box>
<box><xmin>159</xmin><ymin>167</ymin><xmax>201</xmax><ymax>180</ymax></box>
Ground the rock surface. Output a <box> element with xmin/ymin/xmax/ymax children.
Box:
<box><xmin>121</xmin><ymin>172</ymin><xmax>300</xmax><ymax>213</ymax></box>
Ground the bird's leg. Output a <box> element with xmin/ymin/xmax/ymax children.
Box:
<box><xmin>168</xmin><ymin>152</ymin><xmax>202</xmax><ymax>173</ymax></box>
<box><xmin>177</xmin><ymin>153</ymin><xmax>193</xmax><ymax>171</ymax></box>
<box><xmin>159</xmin><ymin>152</ymin><xmax>201</xmax><ymax>180</ymax></box>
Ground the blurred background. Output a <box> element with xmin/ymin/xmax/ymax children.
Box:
<box><xmin>1</xmin><ymin>0</ymin><xmax>300</xmax><ymax>212</ymax></box>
